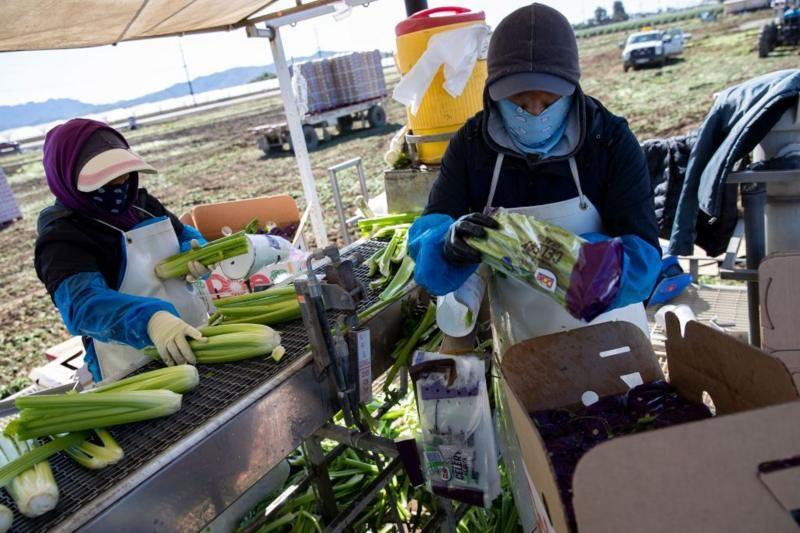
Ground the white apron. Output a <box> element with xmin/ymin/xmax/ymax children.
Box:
<box><xmin>488</xmin><ymin>154</ymin><xmax>650</xmax><ymax>531</ymax></box>
<box><xmin>93</xmin><ymin>208</ymin><xmax>208</xmax><ymax>382</ymax></box>
<box><xmin>485</xmin><ymin>153</ymin><xmax>649</xmax><ymax>356</ymax></box>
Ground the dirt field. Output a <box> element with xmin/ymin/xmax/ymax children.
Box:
<box><xmin>0</xmin><ymin>11</ymin><xmax>796</xmax><ymax>393</ymax></box>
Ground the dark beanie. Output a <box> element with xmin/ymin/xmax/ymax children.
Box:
<box><xmin>486</xmin><ymin>3</ymin><xmax>581</xmax><ymax>90</ymax></box>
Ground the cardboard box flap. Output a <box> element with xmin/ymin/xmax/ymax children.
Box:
<box><xmin>760</xmin><ymin>253</ymin><xmax>800</xmax><ymax>353</ymax></box>
<box><xmin>190</xmin><ymin>195</ymin><xmax>300</xmax><ymax>240</ymax></box>
<box><xmin>665</xmin><ymin>313</ymin><xmax>798</xmax><ymax>415</ymax></box>
<box><xmin>501</xmin><ymin>321</ymin><xmax>663</xmax><ymax>412</ymax></box>
<box><xmin>572</xmin><ymin>401</ymin><xmax>800</xmax><ymax>533</ymax></box>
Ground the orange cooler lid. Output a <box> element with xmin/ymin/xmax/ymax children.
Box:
<box><xmin>395</xmin><ymin>6</ymin><xmax>485</xmax><ymax>37</ymax></box>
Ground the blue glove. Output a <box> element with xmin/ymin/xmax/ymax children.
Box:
<box><xmin>582</xmin><ymin>232</ymin><xmax>661</xmax><ymax>310</ymax></box>
<box><xmin>54</xmin><ymin>271</ymin><xmax>178</xmax><ymax>348</ymax></box>
<box><xmin>409</xmin><ymin>214</ymin><xmax>478</xmax><ymax>296</ymax></box>
<box><xmin>178</xmin><ymin>224</ymin><xmax>207</xmax><ymax>253</ymax></box>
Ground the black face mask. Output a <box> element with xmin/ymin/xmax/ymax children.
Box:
<box><xmin>88</xmin><ymin>179</ymin><xmax>130</xmax><ymax>214</ymax></box>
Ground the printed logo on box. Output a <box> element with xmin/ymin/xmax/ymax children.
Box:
<box><xmin>534</xmin><ymin>268</ymin><xmax>557</xmax><ymax>293</ymax></box>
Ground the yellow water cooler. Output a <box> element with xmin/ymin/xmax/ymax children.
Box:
<box><xmin>395</xmin><ymin>7</ymin><xmax>487</xmax><ymax>165</ymax></box>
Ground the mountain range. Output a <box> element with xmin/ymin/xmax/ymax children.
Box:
<box><xmin>0</xmin><ymin>51</ymin><xmax>339</xmax><ymax>131</ymax></box>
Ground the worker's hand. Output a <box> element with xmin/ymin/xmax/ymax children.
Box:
<box><xmin>185</xmin><ymin>240</ymin><xmax>212</xmax><ymax>282</ymax></box>
<box><xmin>146</xmin><ymin>311</ymin><xmax>205</xmax><ymax>366</ymax></box>
<box><xmin>443</xmin><ymin>213</ymin><xmax>499</xmax><ymax>266</ymax></box>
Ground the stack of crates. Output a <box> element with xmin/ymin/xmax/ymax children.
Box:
<box><xmin>331</xmin><ymin>50</ymin><xmax>387</xmax><ymax>105</ymax></box>
<box><xmin>0</xmin><ymin>166</ymin><xmax>21</xmax><ymax>227</ymax></box>
<box><xmin>293</xmin><ymin>51</ymin><xmax>386</xmax><ymax>116</ymax></box>
<box><xmin>295</xmin><ymin>58</ymin><xmax>339</xmax><ymax>114</ymax></box>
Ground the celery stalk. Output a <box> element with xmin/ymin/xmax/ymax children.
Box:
<box><xmin>0</xmin><ymin>434</ymin><xmax>60</xmax><ymax>517</ymax></box>
<box><xmin>8</xmin><ymin>391</ymin><xmax>182</xmax><ymax>440</ymax></box>
<box><xmin>0</xmin><ymin>432</ymin><xmax>88</xmax><ymax>488</ymax></box>
<box><xmin>64</xmin><ymin>429</ymin><xmax>124</xmax><ymax>470</ymax></box>
<box><xmin>155</xmin><ymin>231</ymin><xmax>249</xmax><ymax>279</ymax></box>
<box><xmin>90</xmin><ymin>366</ymin><xmax>199</xmax><ymax>395</ymax></box>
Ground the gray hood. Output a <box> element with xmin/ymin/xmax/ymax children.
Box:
<box><xmin>481</xmin><ymin>3</ymin><xmax>586</xmax><ymax>164</ymax></box>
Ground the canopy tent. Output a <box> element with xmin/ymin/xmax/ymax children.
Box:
<box><xmin>0</xmin><ymin>0</ymin><xmax>381</xmax><ymax>245</ymax></box>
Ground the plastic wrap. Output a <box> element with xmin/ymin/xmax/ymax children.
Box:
<box><xmin>412</xmin><ymin>351</ymin><xmax>500</xmax><ymax>507</ymax></box>
<box><xmin>467</xmin><ymin>208</ymin><xmax>623</xmax><ymax>321</ymax></box>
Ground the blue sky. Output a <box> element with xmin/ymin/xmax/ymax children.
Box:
<box><xmin>0</xmin><ymin>0</ymin><xmax>702</xmax><ymax>106</ymax></box>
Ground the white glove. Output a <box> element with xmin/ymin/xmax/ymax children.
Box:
<box><xmin>185</xmin><ymin>240</ymin><xmax>212</xmax><ymax>282</ymax></box>
<box><xmin>146</xmin><ymin>311</ymin><xmax>205</xmax><ymax>366</ymax></box>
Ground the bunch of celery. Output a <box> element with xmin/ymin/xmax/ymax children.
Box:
<box><xmin>155</xmin><ymin>231</ymin><xmax>250</xmax><ymax>279</ymax></box>
<box><xmin>145</xmin><ymin>324</ymin><xmax>284</xmax><ymax>363</ymax></box>
<box><xmin>209</xmin><ymin>285</ymin><xmax>301</xmax><ymax>327</ymax></box>
<box><xmin>365</xmin><ymin>226</ymin><xmax>416</xmax><ymax>302</ymax></box>
<box><xmin>6</xmin><ymin>390</ymin><xmax>183</xmax><ymax>440</ymax></box>
<box><xmin>0</xmin><ymin>434</ymin><xmax>59</xmax><ymax>517</ymax></box>
<box><xmin>357</xmin><ymin>213</ymin><xmax>418</xmax><ymax>238</ymax></box>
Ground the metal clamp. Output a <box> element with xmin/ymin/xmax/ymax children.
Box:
<box><xmin>328</xmin><ymin>158</ymin><xmax>369</xmax><ymax>245</ymax></box>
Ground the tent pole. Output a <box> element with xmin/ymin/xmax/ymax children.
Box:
<box><xmin>268</xmin><ymin>25</ymin><xmax>329</xmax><ymax>247</ymax></box>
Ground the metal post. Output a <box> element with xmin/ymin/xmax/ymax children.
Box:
<box><xmin>404</xmin><ymin>0</ymin><xmax>428</xmax><ymax>16</ymax></box>
<box><xmin>268</xmin><ymin>26</ymin><xmax>329</xmax><ymax>247</ymax></box>
<box><xmin>327</xmin><ymin>157</ymin><xmax>369</xmax><ymax>245</ymax></box>
<box><xmin>303</xmin><ymin>436</ymin><xmax>338</xmax><ymax>522</ymax></box>
<box><xmin>741</xmin><ymin>183</ymin><xmax>766</xmax><ymax>347</ymax></box>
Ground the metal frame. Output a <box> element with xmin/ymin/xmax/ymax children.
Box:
<box><xmin>328</xmin><ymin>158</ymin><xmax>370</xmax><ymax>245</ymax></box>
<box><xmin>719</xmin><ymin>169</ymin><xmax>800</xmax><ymax>346</ymax></box>
<box><xmin>405</xmin><ymin>131</ymin><xmax>455</xmax><ymax>166</ymax></box>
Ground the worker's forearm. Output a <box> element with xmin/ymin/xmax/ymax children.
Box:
<box><xmin>54</xmin><ymin>272</ymin><xmax>178</xmax><ymax>348</ymax></box>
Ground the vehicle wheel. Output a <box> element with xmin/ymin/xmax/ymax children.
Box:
<box><xmin>303</xmin><ymin>125</ymin><xmax>319</xmax><ymax>150</ymax></box>
<box><xmin>758</xmin><ymin>24</ymin><xmax>777</xmax><ymax>58</ymax></box>
<box><xmin>256</xmin><ymin>136</ymin><xmax>272</xmax><ymax>158</ymax></box>
<box><xmin>367</xmin><ymin>105</ymin><xmax>386</xmax><ymax>128</ymax></box>
<box><xmin>623</xmin><ymin>63</ymin><xmax>630</xmax><ymax>72</ymax></box>
<box><xmin>336</xmin><ymin>115</ymin><xmax>354</xmax><ymax>134</ymax></box>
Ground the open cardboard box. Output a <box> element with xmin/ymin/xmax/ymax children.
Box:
<box><xmin>499</xmin><ymin>315</ymin><xmax>800</xmax><ymax>533</ymax></box>
<box><xmin>760</xmin><ymin>252</ymin><xmax>800</xmax><ymax>390</ymax></box>
<box><xmin>179</xmin><ymin>195</ymin><xmax>306</xmax><ymax>299</ymax></box>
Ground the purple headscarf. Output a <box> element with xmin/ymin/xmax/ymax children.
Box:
<box><xmin>43</xmin><ymin>118</ymin><xmax>141</xmax><ymax>230</ymax></box>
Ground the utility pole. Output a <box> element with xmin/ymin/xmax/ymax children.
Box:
<box><xmin>177</xmin><ymin>38</ymin><xmax>197</xmax><ymax>106</ymax></box>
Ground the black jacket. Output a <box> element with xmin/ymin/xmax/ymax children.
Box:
<box><xmin>35</xmin><ymin>189</ymin><xmax>185</xmax><ymax>301</ymax></box>
<box><xmin>642</xmin><ymin>135</ymin><xmax>738</xmax><ymax>257</ymax></box>
<box><xmin>424</xmin><ymin>95</ymin><xmax>660</xmax><ymax>253</ymax></box>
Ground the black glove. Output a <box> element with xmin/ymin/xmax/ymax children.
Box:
<box><xmin>443</xmin><ymin>212</ymin><xmax>499</xmax><ymax>266</ymax></box>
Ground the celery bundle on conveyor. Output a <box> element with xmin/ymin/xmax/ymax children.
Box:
<box><xmin>209</xmin><ymin>285</ymin><xmax>301</xmax><ymax>327</ymax></box>
<box><xmin>155</xmin><ymin>231</ymin><xmax>250</xmax><ymax>279</ymax></box>
<box><xmin>358</xmin><ymin>213</ymin><xmax>418</xmax><ymax>237</ymax></box>
<box><xmin>0</xmin><ymin>434</ymin><xmax>60</xmax><ymax>517</ymax></box>
<box><xmin>6</xmin><ymin>390</ymin><xmax>183</xmax><ymax>440</ymax></box>
<box><xmin>145</xmin><ymin>323</ymin><xmax>285</xmax><ymax>363</ymax></box>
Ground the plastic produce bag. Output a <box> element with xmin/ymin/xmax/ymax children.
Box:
<box><xmin>392</xmin><ymin>24</ymin><xmax>490</xmax><ymax>115</ymax></box>
<box><xmin>411</xmin><ymin>351</ymin><xmax>500</xmax><ymax>508</ymax></box>
<box><xmin>467</xmin><ymin>208</ymin><xmax>623</xmax><ymax>322</ymax></box>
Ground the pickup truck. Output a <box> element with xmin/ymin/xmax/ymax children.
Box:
<box><xmin>621</xmin><ymin>29</ymin><xmax>686</xmax><ymax>72</ymax></box>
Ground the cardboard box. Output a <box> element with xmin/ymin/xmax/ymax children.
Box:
<box><xmin>499</xmin><ymin>316</ymin><xmax>799</xmax><ymax>533</ymax></box>
<box><xmin>759</xmin><ymin>252</ymin><xmax>800</xmax><ymax>391</ymax></box>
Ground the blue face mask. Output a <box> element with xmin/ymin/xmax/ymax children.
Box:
<box><xmin>89</xmin><ymin>180</ymin><xmax>130</xmax><ymax>214</ymax></box>
<box><xmin>497</xmin><ymin>94</ymin><xmax>573</xmax><ymax>155</ymax></box>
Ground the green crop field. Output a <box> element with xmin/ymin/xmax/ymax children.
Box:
<box><xmin>0</xmin><ymin>10</ymin><xmax>796</xmax><ymax>393</ymax></box>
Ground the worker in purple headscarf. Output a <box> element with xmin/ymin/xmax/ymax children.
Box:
<box><xmin>35</xmin><ymin>119</ymin><xmax>211</xmax><ymax>383</ymax></box>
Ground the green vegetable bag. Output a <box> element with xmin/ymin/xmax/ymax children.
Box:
<box><xmin>467</xmin><ymin>209</ymin><xmax>623</xmax><ymax>321</ymax></box>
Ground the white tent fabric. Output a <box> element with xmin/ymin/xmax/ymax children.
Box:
<box><xmin>0</xmin><ymin>0</ymin><xmax>296</xmax><ymax>51</ymax></box>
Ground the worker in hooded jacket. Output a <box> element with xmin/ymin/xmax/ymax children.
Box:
<box><xmin>409</xmin><ymin>3</ymin><xmax>662</xmax><ymax>352</ymax></box>
<box><xmin>35</xmin><ymin>119</ymin><xmax>211</xmax><ymax>383</ymax></box>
